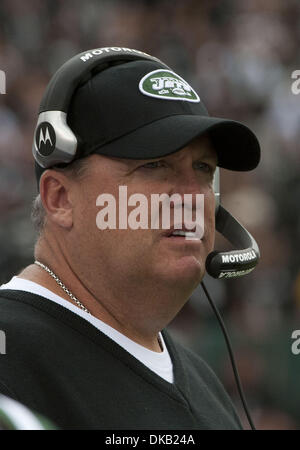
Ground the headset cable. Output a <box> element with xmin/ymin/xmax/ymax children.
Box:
<box><xmin>201</xmin><ymin>281</ymin><xmax>256</xmax><ymax>430</ymax></box>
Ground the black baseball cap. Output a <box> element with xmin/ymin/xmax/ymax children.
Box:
<box><xmin>35</xmin><ymin>59</ymin><xmax>260</xmax><ymax>185</ymax></box>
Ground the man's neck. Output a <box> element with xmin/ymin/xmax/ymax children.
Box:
<box><xmin>17</xmin><ymin>262</ymin><xmax>163</xmax><ymax>353</ymax></box>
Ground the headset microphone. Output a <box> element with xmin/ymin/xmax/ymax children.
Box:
<box><xmin>206</xmin><ymin>168</ymin><xmax>260</xmax><ymax>279</ymax></box>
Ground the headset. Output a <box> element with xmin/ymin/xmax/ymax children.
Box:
<box><xmin>32</xmin><ymin>47</ymin><xmax>260</xmax><ymax>429</ymax></box>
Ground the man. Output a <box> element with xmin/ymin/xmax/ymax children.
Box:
<box><xmin>0</xmin><ymin>48</ymin><xmax>260</xmax><ymax>429</ymax></box>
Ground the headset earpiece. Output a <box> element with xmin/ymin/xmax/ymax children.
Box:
<box><xmin>33</xmin><ymin>111</ymin><xmax>77</xmax><ymax>168</ymax></box>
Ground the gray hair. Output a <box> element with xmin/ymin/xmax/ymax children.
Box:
<box><xmin>31</xmin><ymin>158</ymin><xmax>90</xmax><ymax>237</ymax></box>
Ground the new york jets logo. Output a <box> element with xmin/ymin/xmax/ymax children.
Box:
<box><xmin>35</xmin><ymin>122</ymin><xmax>56</xmax><ymax>156</ymax></box>
<box><xmin>139</xmin><ymin>69</ymin><xmax>200</xmax><ymax>102</ymax></box>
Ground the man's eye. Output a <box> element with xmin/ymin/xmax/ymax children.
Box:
<box><xmin>140</xmin><ymin>161</ymin><xmax>164</xmax><ymax>169</ymax></box>
<box><xmin>193</xmin><ymin>161</ymin><xmax>215</xmax><ymax>173</ymax></box>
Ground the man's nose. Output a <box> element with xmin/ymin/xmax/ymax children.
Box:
<box><xmin>171</xmin><ymin>168</ymin><xmax>204</xmax><ymax>196</ymax></box>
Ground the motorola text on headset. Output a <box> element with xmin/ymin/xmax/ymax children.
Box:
<box><xmin>32</xmin><ymin>47</ymin><xmax>260</xmax><ymax>429</ymax></box>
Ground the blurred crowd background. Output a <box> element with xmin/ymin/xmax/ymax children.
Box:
<box><xmin>0</xmin><ymin>0</ymin><xmax>299</xmax><ymax>429</ymax></box>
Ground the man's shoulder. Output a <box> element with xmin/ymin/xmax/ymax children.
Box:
<box><xmin>0</xmin><ymin>288</ymin><xmax>45</xmax><ymax>324</ymax></box>
<box><xmin>0</xmin><ymin>288</ymin><xmax>63</xmax><ymax>329</ymax></box>
<box><xmin>0</xmin><ymin>289</ymin><xmax>66</xmax><ymax>355</ymax></box>
<box><xmin>0</xmin><ymin>289</ymin><xmax>93</xmax><ymax>351</ymax></box>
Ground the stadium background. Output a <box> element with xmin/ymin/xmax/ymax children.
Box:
<box><xmin>0</xmin><ymin>0</ymin><xmax>299</xmax><ymax>429</ymax></box>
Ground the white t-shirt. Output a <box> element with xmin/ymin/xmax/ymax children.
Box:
<box><xmin>0</xmin><ymin>276</ymin><xmax>174</xmax><ymax>383</ymax></box>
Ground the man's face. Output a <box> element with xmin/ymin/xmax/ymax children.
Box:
<box><xmin>68</xmin><ymin>135</ymin><xmax>217</xmax><ymax>301</ymax></box>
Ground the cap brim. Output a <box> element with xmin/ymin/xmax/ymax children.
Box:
<box><xmin>91</xmin><ymin>114</ymin><xmax>260</xmax><ymax>171</ymax></box>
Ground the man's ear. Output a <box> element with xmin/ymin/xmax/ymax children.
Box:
<box><xmin>39</xmin><ymin>169</ymin><xmax>74</xmax><ymax>230</ymax></box>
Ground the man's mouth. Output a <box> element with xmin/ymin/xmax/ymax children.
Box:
<box><xmin>163</xmin><ymin>225</ymin><xmax>203</xmax><ymax>241</ymax></box>
<box><xmin>170</xmin><ymin>230</ymin><xmax>199</xmax><ymax>240</ymax></box>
